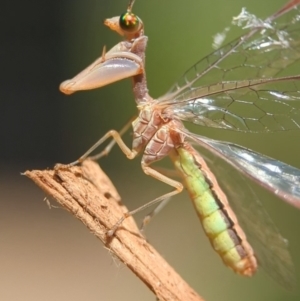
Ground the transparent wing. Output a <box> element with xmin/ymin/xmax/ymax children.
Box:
<box><xmin>162</xmin><ymin>77</ymin><xmax>300</xmax><ymax>132</ymax></box>
<box><xmin>178</xmin><ymin>127</ymin><xmax>300</xmax><ymax>209</ymax></box>
<box><xmin>158</xmin><ymin>1</ymin><xmax>300</xmax><ymax>103</ymax></box>
<box><xmin>187</xmin><ymin>134</ymin><xmax>296</xmax><ymax>288</ymax></box>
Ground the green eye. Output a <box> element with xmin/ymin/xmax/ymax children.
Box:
<box><xmin>119</xmin><ymin>12</ymin><xmax>140</xmax><ymax>33</ymax></box>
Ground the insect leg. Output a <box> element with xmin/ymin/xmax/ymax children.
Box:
<box><xmin>140</xmin><ymin>197</ymin><xmax>172</xmax><ymax>231</ymax></box>
<box><xmin>140</xmin><ymin>167</ymin><xmax>181</xmax><ymax>230</ymax></box>
<box><xmin>68</xmin><ymin>128</ymin><xmax>138</xmax><ymax>166</ymax></box>
<box><xmin>89</xmin><ymin>115</ymin><xmax>137</xmax><ymax>161</ymax></box>
<box><xmin>107</xmin><ymin>163</ymin><xmax>183</xmax><ymax>236</ymax></box>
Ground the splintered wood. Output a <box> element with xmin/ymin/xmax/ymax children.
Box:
<box><xmin>25</xmin><ymin>160</ymin><xmax>204</xmax><ymax>301</ymax></box>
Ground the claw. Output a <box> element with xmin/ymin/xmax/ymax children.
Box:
<box><xmin>60</xmin><ymin>58</ymin><xmax>142</xmax><ymax>95</ymax></box>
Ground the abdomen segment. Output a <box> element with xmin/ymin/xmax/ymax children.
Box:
<box><xmin>170</xmin><ymin>143</ymin><xmax>257</xmax><ymax>276</ymax></box>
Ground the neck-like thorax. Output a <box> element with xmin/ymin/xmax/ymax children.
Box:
<box><xmin>130</xmin><ymin>36</ymin><xmax>152</xmax><ymax>105</ymax></box>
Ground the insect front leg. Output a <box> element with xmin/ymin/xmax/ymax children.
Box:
<box><xmin>60</xmin><ymin>38</ymin><xmax>147</xmax><ymax>95</ymax></box>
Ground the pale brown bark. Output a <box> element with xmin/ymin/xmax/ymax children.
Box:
<box><xmin>24</xmin><ymin>160</ymin><xmax>205</xmax><ymax>301</ymax></box>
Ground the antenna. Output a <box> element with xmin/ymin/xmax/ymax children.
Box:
<box><xmin>127</xmin><ymin>0</ymin><xmax>136</xmax><ymax>12</ymax></box>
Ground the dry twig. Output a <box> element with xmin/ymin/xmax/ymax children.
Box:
<box><xmin>24</xmin><ymin>160</ymin><xmax>205</xmax><ymax>301</ymax></box>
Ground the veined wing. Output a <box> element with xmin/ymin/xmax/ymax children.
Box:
<box><xmin>158</xmin><ymin>0</ymin><xmax>300</xmax><ymax>103</ymax></box>
<box><xmin>184</xmin><ymin>132</ymin><xmax>296</xmax><ymax>288</ymax></box>
<box><xmin>177</xmin><ymin>126</ymin><xmax>300</xmax><ymax>210</ymax></box>
<box><xmin>161</xmin><ymin>77</ymin><xmax>300</xmax><ymax>132</ymax></box>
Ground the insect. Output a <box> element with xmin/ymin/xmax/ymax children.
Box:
<box><xmin>60</xmin><ymin>0</ymin><xmax>300</xmax><ymax>288</ymax></box>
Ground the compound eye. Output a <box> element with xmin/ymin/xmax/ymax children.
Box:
<box><xmin>119</xmin><ymin>12</ymin><xmax>140</xmax><ymax>33</ymax></box>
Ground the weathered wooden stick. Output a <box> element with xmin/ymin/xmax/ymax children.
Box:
<box><xmin>24</xmin><ymin>160</ymin><xmax>205</xmax><ymax>301</ymax></box>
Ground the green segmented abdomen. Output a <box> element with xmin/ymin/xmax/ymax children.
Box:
<box><xmin>170</xmin><ymin>143</ymin><xmax>257</xmax><ymax>276</ymax></box>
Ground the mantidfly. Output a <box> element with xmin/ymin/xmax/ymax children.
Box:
<box><xmin>60</xmin><ymin>0</ymin><xmax>300</xmax><ymax>288</ymax></box>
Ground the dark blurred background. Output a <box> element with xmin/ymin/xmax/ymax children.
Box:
<box><xmin>1</xmin><ymin>0</ymin><xmax>300</xmax><ymax>300</ymax></box>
